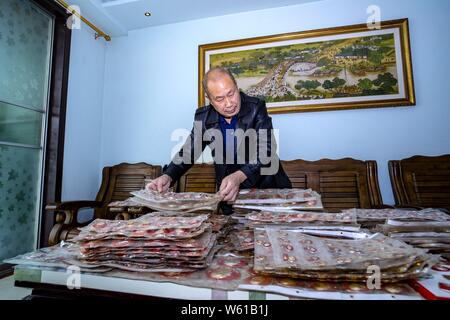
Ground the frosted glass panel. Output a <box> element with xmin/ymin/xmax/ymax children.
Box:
<box><xmin>0</xmin><ymin>101</ymin><xmax>43</xmax><ymax>146</ymax></box>
<box><xmin>0</xmin><ymin>145</ymin><xmax>41</xmax><ymax>261</ymax></box>
<box><xmin>0</xmin><ymin>0</ymin><xmax>53</xmax><ymax>111</ymax></box>
<box><xmin>0</xmin><ymin>0</ymin><xmax>53</xmax><ymax>262</ymax></box>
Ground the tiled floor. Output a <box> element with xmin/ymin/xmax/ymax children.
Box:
<box><xmin>0</xmin><ymin>276</ymin><xmax>32</xmax><ymax>300</ymax></box>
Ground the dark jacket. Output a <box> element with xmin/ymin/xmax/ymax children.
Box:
<box><xmin>164</xmin><ymin>92</ymin><xmax>292</xmax><ymax>193</ymax></box>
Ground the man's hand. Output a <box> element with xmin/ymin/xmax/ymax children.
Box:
<box><xmin>146</xmin><ymin>174</ymin><xmax>172</xmax><ymax>193</ymax></box>
<box><xmin>219</xmin><ymin>170</ymin><xmax>247</xmax><ymax>202</ymax></box>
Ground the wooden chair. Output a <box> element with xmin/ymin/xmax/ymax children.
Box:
<box><xmin>281</xmin><ymin>158</ymin><xmax>384</xmax><ymax>212</ymax></box>
<box><xmin>176</xmin><ymin>164</ymin><xmax>217</xmax><ymax>193</ymax></box>
<box><xmin>46</xmin><ymin>162</ymin><xmax>162</xmax><ymax>245</ymax></box>
<box><xmin>389</xmin><ymin>154</ymin><xmax>450</xmax><ymax>211</ymax></box>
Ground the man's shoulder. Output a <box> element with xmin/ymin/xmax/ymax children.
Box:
<box><xmin>195</xmin><ymin>105</ymin><xmax>211</xmax><ymax>116</ymax></box>
<box><xmin>241</xmin><ymin>92</ymin><xmax>268</xmax><ymax>117</ymax></box>
<box><xmin>194</xmin><ymin>104</ymin><xmax>216</xmax><ymax>123</ymax></box>
<box><xmin>241</xmin><ymin>92</ymin><xmax>263</xmax><ymax>106</ymax></box>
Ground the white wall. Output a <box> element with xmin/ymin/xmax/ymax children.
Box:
<box><xmin>62</xmin><ymin>25</ymin><xmax>106</xmax><ymax>202</ymax></box>
<box><xmin>66</xmin><ymin>0</ymin><xmax>450</xmax><ymax>205</ymax></box>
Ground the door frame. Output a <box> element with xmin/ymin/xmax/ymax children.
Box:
<box><xmin>0</xmin><ymin>0</ymin><xmax>71</xmax><ymax>279</ymax></box>
<box><xmin>32</xmin><ymin>0</ymin><xmax>72</xmax><ymax>249</ymax></box>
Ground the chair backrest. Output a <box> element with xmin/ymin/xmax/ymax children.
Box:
<box><xmin>281</xmin><ymin>158</ymin><xmax>383</xmax><ymax>212</ymax></box>
<box><xmin>177</xmin><ymin>164</ymin><xmax>216</xmax><ymax>193</ymax></box>
<box><xmin>94</xmin><ymin>162</ymin><xmax>162</xmax><ymax>218</ymax></box>
<box><xmin>389</xmin><ymin>154</ymin><xmax>450</xmax><ymax>210</ymax></box>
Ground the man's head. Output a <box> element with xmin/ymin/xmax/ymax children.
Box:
<box><xmin>203</xmin><ymin>67</ymin><xmax>241</xmax><ymax>119</ymax></box>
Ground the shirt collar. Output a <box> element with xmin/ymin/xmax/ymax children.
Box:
<box><xmin>219</xmin><ymin>114</ymin><xmax>237</xmax><ymax>127</ymax></box>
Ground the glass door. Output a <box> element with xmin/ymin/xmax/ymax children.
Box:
<box><xmin>0</xmin><ymin>0</ymin><xmax>54</xmax><ymax>262</ymax></box>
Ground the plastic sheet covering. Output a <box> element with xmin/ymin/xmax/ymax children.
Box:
<box><xmin>233</xmin><ymin>188</ymin><xmax>323</xmax><ymax>212</ymax></box>
<box><xmin>344</xmin><ymin>208</ymin><xmax>449</xmax><ymax>223</ymax></box>
<box><xmin>73</xmin><ymin>213</ymin><xmax>210</xmax><ymax>241</ymax></box>
<box><xmin>4</xmin><ymin>242</ymin><xmax>112</xmax><ymax>273</ymax></box>
<box><xmin>130</xmin><ymin>189</ymin><xmax>221</xmax><ymax>212</ymax></box>
<box><xmin>246</xmin><ymin>210</ymin><xmax>357</xmax><ymax>225</ymax></box>
<box><xmin>64</xmin><ymin>212</ymin><xmax>218</xmax><ymax>272</ymax></box>
<box><xmin>375</xmin><ymin>218</ymin><xmax>450</xmax><ymax>259</ymax></box>
<box><xmin>235</xmin><ymin>188</ymin><xmax>318</xmax><ymax>204</ymax></box>
<box><xmin>253</xmin><ymin>228</ymin><xmax>437</xmax><ymax>282</ymax></box>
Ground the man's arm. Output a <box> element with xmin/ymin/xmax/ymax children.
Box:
<box><xmin>163</xmin><ymin>109</ymin><xmax>207</xmax><ymax>184</ymax></box>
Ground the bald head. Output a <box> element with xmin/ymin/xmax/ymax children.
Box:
<box><xmin>202</xmin><ymin>67</ymin><xmax>241</xmax><ymax>119</ymax></box>
<box><xmin>202</xmin><ymin>67</ymin><xmax>237</xmax><ymax>97</ymax></box>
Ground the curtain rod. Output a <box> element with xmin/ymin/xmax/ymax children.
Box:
<box><xmin>54</xmin><ymin>0</ymin><xmax>111</xmax><ymax>41</ymax></box>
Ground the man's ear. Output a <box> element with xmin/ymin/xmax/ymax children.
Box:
<box><xmin>205</xmin><ymin>92</ymin><xmax>212</xmax><ymax>104</ymax></box>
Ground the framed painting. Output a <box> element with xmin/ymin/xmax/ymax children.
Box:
<box><xmin>198</xmin><ymin>19</ymin><xmax>415</xmax><ymax>114</ymax></box>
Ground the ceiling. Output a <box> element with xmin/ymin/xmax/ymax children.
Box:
<box><xmin>61</xmin><ymin>0</ymin><xmax>323</xmax><ymax>37</ymax></box>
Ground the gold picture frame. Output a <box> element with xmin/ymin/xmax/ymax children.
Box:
<box><xmin>198</xmin><ymin>18</ymin><xmax>415</xmax><ymax>114</ymax></box>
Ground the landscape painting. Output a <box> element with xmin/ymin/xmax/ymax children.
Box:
<box><xmin>199</xmin><ymin>19</ymin><xmax>415</xmax><ymax>114</ymax></box>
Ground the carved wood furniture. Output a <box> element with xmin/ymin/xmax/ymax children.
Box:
<box><xmin>389</xmin><ymin>155</ymin><xmax>450</xmax><ymax>212</ymax></box>
<box><xmin>176</xmin><ymin>164</ymin><xmax>217</xmax><ymax>193</ymax></box>
<box><xmin>174</xmin><ymin>158</ymin><xmax>385</xmax><ymax>212</ymax></box>
<box><xmin>281</xmin><ymin>158</ymin><xmax>384</xmax><ymax>212</ymax></box>
<box><xmin>45</xmin><ymin>162</ymin><xmax>161</xmax><ymax>245</ymax></box>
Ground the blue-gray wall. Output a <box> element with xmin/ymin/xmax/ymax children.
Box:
<box><xmin>62</xmin><ymin>25</ymin><xmax>106</xmax><ymax>203</ymax></box>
